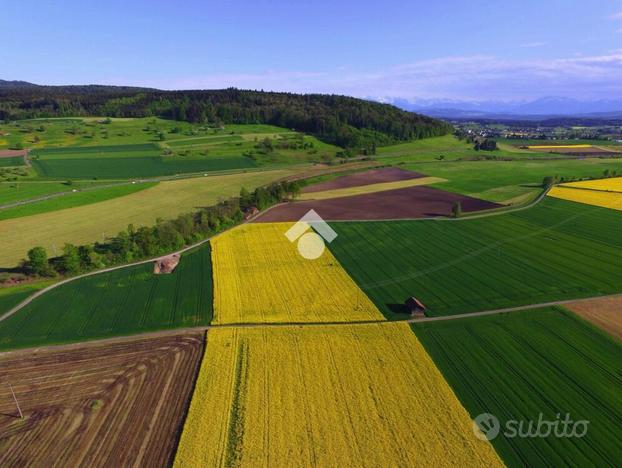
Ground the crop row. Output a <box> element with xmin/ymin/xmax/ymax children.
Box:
<box><xmin>413</xmin><ymin>307</ymin><xmax>622</xmax><ymax>466</ymax></box>
<box><xmin>328</xmin><ymin>197</ymin><xmax>622</xmax><ymax>318</ymax></box>
<box><xmin>174</xmin><ymin>324</ymin><xmax>502</xmax><ymax>466</ymax></box>
<box><xmin>0</xmin><ymin>245</ymin><xmax>213</xmax><ymax>350</ymax></box>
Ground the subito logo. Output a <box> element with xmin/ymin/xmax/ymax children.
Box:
<box><xmin>473</xmin><ymin>413</ymin><xmax>501</xmax><ymax>441</ymax></box>
<box><xmin>285</xmin><ymin>209</ymin><xmax>337</xmax><ymax>259</ymax></box>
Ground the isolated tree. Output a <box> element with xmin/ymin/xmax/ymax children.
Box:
<box><xmin>452</xmin><ymin>201</ymin><xmax>462</xmax><ymax>218</ymax></box>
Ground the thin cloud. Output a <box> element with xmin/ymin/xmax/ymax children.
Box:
<box><xmin>148</xmin><ymin>52</ymin><xmax>622</xmax><ymax>101</ymax></box>
<box><xmin>520</xmin><ymin>41</ymin><xmax>547</xmax><ymax>48</ymax></box>
<box><xmin>609</xmin><ymin>11</ymin><xmax>622</xmax><ymax>20</ymax></box>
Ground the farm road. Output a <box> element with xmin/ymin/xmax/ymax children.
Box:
<box><xmin>3</xmin><ymin>290</ymin><xmax>622</xmax><ymax>357</ymax></box>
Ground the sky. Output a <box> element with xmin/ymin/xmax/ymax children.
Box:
<box><xmin>3</xmin><ymin>0</ymin><xmax>622</xmax><ymax>102</ymax></box>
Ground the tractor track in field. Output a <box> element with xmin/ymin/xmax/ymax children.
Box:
<box><xmin>3</xmin><ymin>290</ymin><xmax>622</xmax><ymax>356</ymax></box>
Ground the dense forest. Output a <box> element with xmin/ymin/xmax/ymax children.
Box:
<box><xmin>0</xmin><ymin>82</ymin><xmax>451</xmax><ymax>150</ymax></box>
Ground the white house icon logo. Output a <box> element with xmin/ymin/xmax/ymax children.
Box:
<box><xmin>285</xmin><ymin>209</ymin><xmax>337</xmax><ymax>259</ymax></box>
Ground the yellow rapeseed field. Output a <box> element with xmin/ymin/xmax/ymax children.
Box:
<box><xmin>297</xmin><ymin>176</ymin><xmax>447</xmax><ymax>200</ymax></box>
<box><xmin>174</xmin><ymin>324</ymin><xmax>503</xmax><ymax>467</ymax></box>
<box><xmin>210</xmin><ymin>222</ymin><xmax>384</xmax><ymax>324</ymax></box>
<box><xmin>558</xmin><ymin>176</ymin><xmax>622</xmax><ymax>193</ymax></box>
<box><xmin>548</xmin><ymin>186</ymin><xmax>622</xmax><ymax>211</ymax></box>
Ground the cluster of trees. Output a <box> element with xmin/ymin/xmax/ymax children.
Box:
<box><xmin>0</xmin><ymin>85</ymin><xmax>451</xmax><ymax>152</ymax></box>
<box><xmin>454</xmin><ymin>130</ymin><xmax>498</xmax><ymax>151</ymax></box>
<box><xmin>25</xmin><ymin>180</ymin><xmax>300</xmax><ymax>277</ymax></box>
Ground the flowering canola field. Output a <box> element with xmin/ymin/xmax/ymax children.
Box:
<box><xmin>558</xmin><ymin>177</ymin><xmax>622</xmax><ymax>192</ymax></box>
<box><xmin>548</xmin><ymin>185</ymin><xmax>622</xmax><ymax>211</ymax></box>
<box><xmin>210</xmin><ymin>222</ymin><xmax>384</xmax><ymax>324</ymax></box>
<box><xmin>174</xmin><ymin>324</ymin><xmax>503</xmax><ymax>467</ymax></box>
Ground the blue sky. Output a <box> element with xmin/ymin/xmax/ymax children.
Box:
<box><xmin>3</xmin><ymin>0</ymin><xmax>622</xmax><ymax>101</ymax></box>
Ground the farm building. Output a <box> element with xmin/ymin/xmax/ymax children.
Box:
<box><xmin>404</xmin><ymin>297</ymin><xmax>426</xmax><ymax>317</ymax></box>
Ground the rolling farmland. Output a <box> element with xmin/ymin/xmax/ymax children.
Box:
<box><xmin>0</xmin><ymin>332</ymin><xmax>204</xmax><ymax>467</ymax></box>
<box><xmin>548</xmin><ymin>177</ymin><xmax>622</xmax><ymax>211</ymax></box>
<box><xmin>0</xmin><ymin>168</ymin><xmax>298</xmax><ymax>268</ymax></box>
<box><xmin>174</xmin><ymin>324</ymin><xmax>502</xmax><ymax>467</ymax></box>
<box><xmin>211</xmin><ymin>223</ymin><xmax>383</xmax><ymax>324</ymax></box>
<box><xmin>328</xmin><ymin>197</ymin><xmax>622</xmax><ymax>318</ymax></box>
<box><xmin>0</xmin><ymin>245</ymin><xmax>212</xmax><ymax>350</ymax></box>
<box><xmin>413</xmin><ymin>308</ymin><xmax>622</xmax><ymax>466</ymax></box>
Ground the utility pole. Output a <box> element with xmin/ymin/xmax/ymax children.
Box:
<box><xmin>8</xmin><ymin>383</ymin><xmax>23</xmax><ymax>419</ymax></box>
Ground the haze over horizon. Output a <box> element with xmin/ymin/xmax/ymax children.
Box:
<box><xmin>3</xmin><ymin>0</ymin><xmax>622</xmax><ymax>104</ymax></box>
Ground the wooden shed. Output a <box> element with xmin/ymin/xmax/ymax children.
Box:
<box><xmin>404</xmin><ymin>297</ymin><xmax>426</xmax><ymax>317</ymax></box>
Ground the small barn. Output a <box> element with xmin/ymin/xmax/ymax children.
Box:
<box><xmin>154</xmin><ymin>253</ymin><xmax>180</xmax><ymax>274</ymax></box>
<box><xmin>404</xmin><ymin>297</ymin><xmax>426</xmax><ymax>317</ymax></box>
<box><xmin>244</xmin><ymin>207</ymin><xmax>259</xmax><ymax>220</ymax></box>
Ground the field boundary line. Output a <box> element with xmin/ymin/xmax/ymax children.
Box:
<box><xmin>4</xmin><ymin>290</ymin><xmax>622</xmax><ymax>356</ymax></box>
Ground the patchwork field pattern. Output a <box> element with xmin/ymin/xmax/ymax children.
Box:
<box><xmin>0</xmin><ymin>168</ymin><xmax>297</xmax><ymax>268</ymax></box>
<box><xmin>174</xmin><ymin>324</ymin><xmax>502</xmax><ymax>467</ymax></box>
<box><xmin>413</xmin><ymin>308</ymin><xmax>622</xmax><ymax>467</ymax></box>
<box><xmin>328</xmin><ymin>197</ymin><xmax>622</xmax><ymax>318</ymax></box>
<box><xmin>301</xmin><ymin>167</ymin><xmax>424</xmax><ymax>193</ymax></box>
<box><xmin>297</xmin><ymin>176</ymin><xmax>446</xmax><ymax>200</ymax></box>
<box><xmin>0</xmin><ymin>332</ymin><xmax>204</xmax><ymax>467</ymax></box>
<box><xmin>0</xmin><ymin>245</ymin><xmax>212</xmax><ymax>350</ymax></box>
<box><xmin>210</xmin><ymin>223</ymin><xmax>383</xmax><ymax>324</ymax></box>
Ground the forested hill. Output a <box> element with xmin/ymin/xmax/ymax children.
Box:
<box><xmin>0</xmin><ymin>83</ymin><xmax>451</xmax><ymax>150</ymax></box>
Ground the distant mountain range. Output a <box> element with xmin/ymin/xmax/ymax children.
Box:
<box><xmin>382</xmin><ymin>97</ymin><xmax>622</xmax><ymax>120</ymax></box>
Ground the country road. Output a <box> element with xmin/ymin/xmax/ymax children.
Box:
<box><xmin>2</xmin><ymin>290</ymin><xmax>620</xmax><ymax>357</ymax></box>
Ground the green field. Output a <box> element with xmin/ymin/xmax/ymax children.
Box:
<box><xmin>0</xmin><ymin>281</ymin><xmax>53</xmax><ymax>315</ymax></box>
<box><xmin>413</xmin><ymin>308</ymin><xmax>622</xmax><ymax>467</ymax></box>
<box><xmin>0</xmin><ymin>156</ymin><xmax>25</xmax><ymax>167</ymax></box>
<box><xmin>402</xmin><ymin>158</ymin><xmax>622</xmax><ymax>203</ymax></box>
<box><xmin>0</xmin><ymin>182</ymin><xmax>157</xmax><ymax>220</ymax></box>
<box><xmin>0</xmin><ymin>245</ymin><xmax>213</xmax><ymax>350</ymax></box>
<box><xmin>375</xmin><ymin>134</ymin><xmax>566</xmax><ymax>163</ymax></box>
<box><xmin>328</xmin><ymin>197</ymin><xmax>622</xmax><ymax>318</ymax></box>
<box><xmin>0</xmin><ymin>168</ymin><xmax>299</xmax><ymax>268</ymax></box>
<box><xmin>32</xmin><ymin>154</ymin><xmax>257</xmax><ymax>178</ymax></box>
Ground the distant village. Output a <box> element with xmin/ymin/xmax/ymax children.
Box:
<box><xmin>451</xmin><ymin>120</ymin><xmax>622</xmax><ymax>143</ymax></box>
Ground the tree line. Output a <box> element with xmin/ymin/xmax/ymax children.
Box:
<box><xmin>24</xmin><ymin>180</ymin><xmax>303</xmax><ymax>278</ymax></box>
<box><xmin>0</xmin><ymin>85</ymin><xmax>452</xmax><ymax>153</ymax></box>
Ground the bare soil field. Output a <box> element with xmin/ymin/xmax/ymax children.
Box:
<box><xmin>0</xmin><ymin>150</ymin><xmax>27</xmax><ymax>158</ymax></box>
<box><xmin>0</xmin><ymin>332</ymin><xmax>204</xmax><ymax>467</ymax></box>
<box><xmin>566</xmin><ymin>298</ymin><xmax>622</xmax><ymax>341</ymax></box>
<box><xmin>255</xmin><ymin>185</ymin><xmax>499</xmax><ymax>222</ymax></box>
<box><xmin>302</xmin><ymin>167</ymin><xmax>424</xmax><ymax>193</ymax></box>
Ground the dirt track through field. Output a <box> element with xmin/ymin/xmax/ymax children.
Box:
<box><xmin>0</xmin><ymin>332</ymin><xmax>204</xmax><ymax>467</ymax></box>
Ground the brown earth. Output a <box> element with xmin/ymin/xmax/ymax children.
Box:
<box><xmin>566</xmin><ymin>297</ymin><xmax>622</xmax><ymax>341</ymax></box>
<box><xmin>302</xmin><ymin>167</ymin><xmax>424</xmax><ymax>193</ymax></box>
<box><xmin>0</xmin><ymin>332</ymin><xmax>204</xmax><ymax>467</ymax></box>
<box><xmin>0</xmin><ymin>150</ymin><xmax>27</xmax><ymax>158</ymax></box>
<box><xmin>154</xmin><ymin>253</ymin><xmax>180</xmax><ymax>274</ymax></box>
<box><xmin>254</xmin><ymin>185</ymin><xmax>500</xmax><ymax>222</ymax></box>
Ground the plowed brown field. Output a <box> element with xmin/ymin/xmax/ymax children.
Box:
<box><xmin>302</xmin><ymin>167</ymin><xmax>424</xmax><ymax>193</ymax></box>
<box><xmin>0</xmin><ymin>332</ymin><xmax>204</xmax><ymax>467</ymax></box>
<box><xmin>255</xmin><ymin>185</ymin><xmax>499</xmax><ymax>222</ymax></box>
<box><xmin>566</xmin><ymin>298</ymin><xmax>622</xmax><ymax>341</ymax></box>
